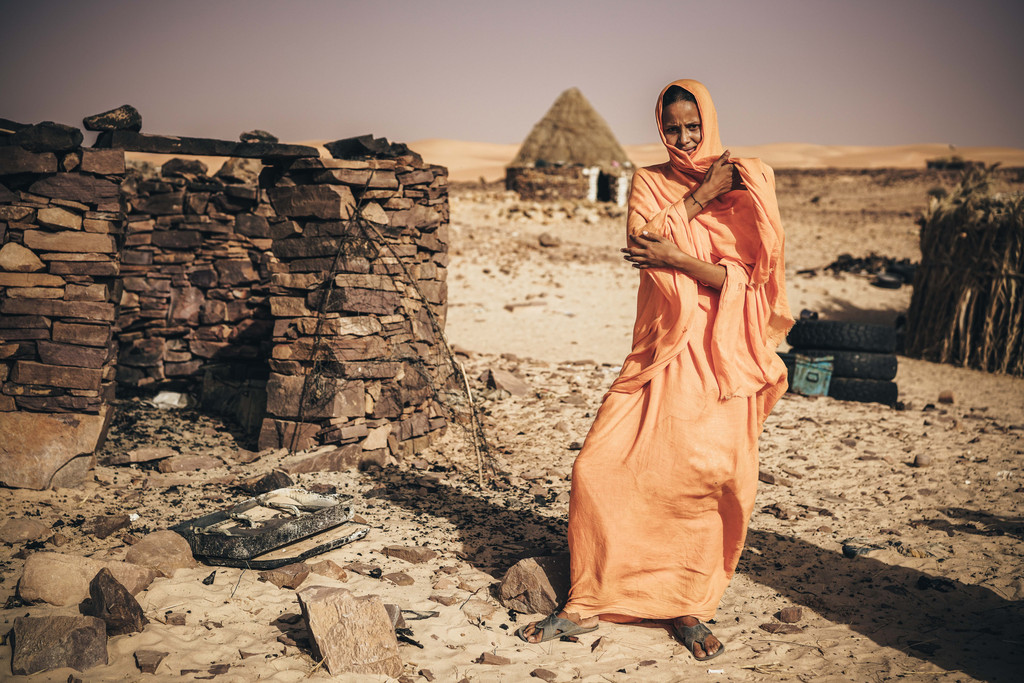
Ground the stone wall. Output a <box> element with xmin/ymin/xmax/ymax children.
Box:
<box><xmin>0</xmin><ymin>122</ymin><xmax>126</xmax><ymax>488</ymax></box>
<box><xmin>506</xmin><ymin>165</ymin><xmax>630</xmax><ymax>206</ymax></box>
<box><xmin>116</xmin><ymin>157</ymin><xmax>273</xmax><ymax>433</ymax></box>
<box><xmin>259</xmin><ymin>155</ymin><xmax>451</xmax><ymax>457</ymax></box>
<box><xmin>115</xmin><ymin>147</ymin><xmax>452</xmax><ymax>457</ymax></box>
<box><xmin>505</xmin><ymin>165</ymin><xmax>594</xmax><ymax>202</ymax></box>
<box><xmin>1</xmin><ymin>114</ymin><xmax>453</xmax><ymax>488</ymax></box>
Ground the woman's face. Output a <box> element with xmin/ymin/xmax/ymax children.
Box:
<box><xmin>661</xmin><ymin>100</ymin><xmax>702</xmax><ymax>155</ymax></box>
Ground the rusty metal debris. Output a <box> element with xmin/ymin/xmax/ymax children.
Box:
<box><xmin>171</xmin><ymin>487</ymin><xmax>368</xmax><ymax>569</ymax></box>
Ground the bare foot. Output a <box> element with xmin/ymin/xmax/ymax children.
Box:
<box><xmin>672</xmin><ymin>615</ymin><xmax>722</xmax><ymax>659</ymax></box>
<box><xmin>520</xmin><ymin>610</ymin><xmax>599</xmax><ymax>644</ymax></box>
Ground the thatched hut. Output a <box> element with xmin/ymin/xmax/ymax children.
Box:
<box><xmin>905</xmin><ymin>166</ymin><xmax>1024</xmax><ymax>375</ymax></box>
<box><xmin>506</xmin><ymin>87</ymin><xmax>633</xmax><ymax>205</ymax></box>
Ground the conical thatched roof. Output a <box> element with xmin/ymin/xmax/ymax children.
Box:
<box><xmin>510</xmin><ymin>88</ymin><xmax>631</xmax><ymax>171</ymax></box>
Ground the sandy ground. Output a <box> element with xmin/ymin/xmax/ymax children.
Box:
<box><xmin>1</xmin><ymin>167</ymin><xmax>1023</xmax><ymax>682</ymax></box>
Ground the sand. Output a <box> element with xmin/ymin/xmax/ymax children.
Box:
<box><xmin>1</xmin><ymin>164</ymin><xmax>1022</xmax><ymax>682</ymax></box>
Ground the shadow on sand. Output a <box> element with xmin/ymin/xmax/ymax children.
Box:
<box><xmin>370</xmin><ymin>471</ymin><xmax>1023</xmax><ymax>682</ymax></box>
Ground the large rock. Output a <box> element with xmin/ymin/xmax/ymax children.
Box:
<box><xmin>11</xmin><ymin>615</ymin><xmax>107</xmax><ymax>675</ymax></box>
<box><xmin>0</xmin><ymin>517</ymin><xmax>51</xmax><ymax>544</ymax></box>
<box><xmin>11</xmin><ymin>121</ymin><xmax>83</xmax><ymax>153</ymax></box>
<box><xmin>124</xmin><ymin>530</ymin><xmax>196</xmax><ymax>578</ymax></box>
<box><xmin>18</xmin><ymin>552</ymin><xmax>156</xmax><ymax>606</ymax></box>
<box><xmin>0</xmin><ymin>242</ymin><xmax>45</xmax><ymax>273</ymax></box>
<box><xmin>83</xmin><ymin>568</ymin><xmax>148</xmax><ymax>635</ymax></box>
<box><xmin>0</xmin><ymin>408</ymin><xmax>110</xmax><ymax>489</ymax></box>
<box><xmin>297</xmin><ymin>585</ymin><xmax>402</xmax><ymax>677</ymax></box>
<box><xmin>83</xmin><ymin>104</ymin><xmax>142</xmax><ymax>132</ymax></box>
<box><xmin>498</xmin><ymin>554</ymin><xmax>570</xmax><ymax>614</ymax></box>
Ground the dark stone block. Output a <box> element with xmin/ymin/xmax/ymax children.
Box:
<box><xmin>151</xmin><ymin>228</ymin><xmax>201</xmax><ymax>249</ymax></box>
<box><xmin>83</xmin><ymin>104</ymin><xmax>142</xmax><ymax>132</ymax></box>
<box><xmin>240</xmin><ymin>129</ymin><xmax>278</xmax><ymax>143</ymax></box>
<box><xmin>189</xmin><ymin>267</ymin><xmax>219</xmax><ymax>288</ymax></box>
<box><xmin>83</xmin><ymin>568</ymin><xmax>148</xmax><ymax>636</ymax></box>
<box><xmin>94</xmin><ymin>130</ymin><xmax>317</xmax><ymax>159</ymax></box>
<box><xmin>235</xmin><ymin>214</ymin><xmax>269</xmax><ymax>238</ymax></box>
<box><xmin>325</xmin><ymin>134</ymin><xmax>422</xmax><ymax>164</ymax></box>
<box><xmin>308</xmin><ymin>287</ymin><xmax>400</xmax><ymax>316</ymax></box>
<box><xmin>133</xmin><ymin>191</ymin><xmax>184</xmax><ymax>215</ymax></box>
<box><xmin>11</xmin><ymin>615</ymin><xmax>107</xmax><ymax>675</ymax></box>
<box><xmin>28</xmin><ymin>174</ymin><xmax>119</xmax><ymax>202</ymax></box>
<box><xmin>0</xmin><ymin>147</ymin><xmax>58</xmax><ymax>174</ymax></box>
<box><xmin>161</xmin><ymin>157</ymin><xmax>208</xmax><ymax>177</ymax></box>
<box><xmin>268</xmin><ymin>184</ymin><xmax>355</xmax><ymax>219</ymax></box>
<box><xmin>36</xmin><ymin>340</ymin><xmax>110</xmax><ymax>369</ymax></box>
<box><xmin>11</xmin><ymin>121</ymin><xmax>83</xmax><ymax>153</ymax></box>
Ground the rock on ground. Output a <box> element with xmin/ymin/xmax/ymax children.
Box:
<box><xmin>18</xmin><ymin>552</ymin><xmax>156</xmax><ymax>606</ymax></box>
<box><xmin>124</xmin><ymin>530</ymin><xmax>196</xmax><ymax>577</ymax></box>
<box><xmin>297</xmin><ymin>585</ymin><xmax>402</xmax><ymax>677</ymax></box>
<box><xmin>12</xmin><ymin>615</ymin><xmax>107</xmax><ymax>675</ymax></box>
<box><xmin>498</xmin><ymin>553</ymin><xmax>570</xmax><ymax>614</ymax></box>
<box><xmin>0</xmin><ymin>408</ymin><xmax>109</xmax><ymax>489</ymax></box>
<box><xmin>381</xmin><ymin>545</ymin><xmax>437</xmax><ymax>564</ymax></box>
<box><xmin>0</xmin><ymin>517</ymin><xmax>51</xmax><ymax>544</ymax></box>
<box><xmin>83</xmin><ymin>567</ymin><xmax>148</xmax><ymax>635</ymax></box>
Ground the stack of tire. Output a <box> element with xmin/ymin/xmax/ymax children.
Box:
<box><xmin>780</xmin><ymin>320</ymin><xmax>899</xmax><ymax>406</ymax></box>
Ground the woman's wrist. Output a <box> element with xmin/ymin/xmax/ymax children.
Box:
<box><xmin>691</xmin><ymin>186</ymin><xmax>712</xmax><ymax>208</ymax></box>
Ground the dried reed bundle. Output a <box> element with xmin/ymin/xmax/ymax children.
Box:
<box><xmin>906</xmin><ymin>166</ymin><xmax>1024</xmax><ymax>375</ymax></box>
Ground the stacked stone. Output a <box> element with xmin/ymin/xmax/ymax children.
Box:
<box><xmin>0</xmin><ymin>120</ymin><xmax>125</xmax><ymax>489</ymax></box>
<box><xmin>0</xmin><ymin>121</ymin><xmax>125</xmax><ymax>417</ymax></box>
<box><xmin>505</xmin><ymin>165</ymin><xmax>594</xmax><ymax>202</ymax></box>
<box><xmin>116</xmin><ymin>156</ymin><xmax>272</xmax><ymax>394</ymax></box>
<box><xmin>260</xmin><ymin>150</ymin><xmax>451</xmax><ymax>458</ymax></box>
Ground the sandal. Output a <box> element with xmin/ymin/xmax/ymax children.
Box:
<box><xmin>515</xmin><ymin>612</ymin><xmax>598</xmax><ymax>643</ymax></box>
<box><xmin>673</xmin><ymin>619</ymin><xmax>725</xmax><ymax>661</ymax></box>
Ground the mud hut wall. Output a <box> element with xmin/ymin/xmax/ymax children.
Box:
<box><xmin>259</xmin><ymin>156</ymin><xmax>451</xmax><ymax>458</ymax></box>
<box><xmin>505</xmin><ymin>165</ymin><xmax>595</xmax><ymax>202</ymax></box>
<box><xmin>0</xmin><ymin>145</ymin><xmax>126</xmax><ymax>417</ymax></box>
<box><xmin>116</xmin><ymin>159</ymin><xmax>274</xmax><ymax>413</ymax></box>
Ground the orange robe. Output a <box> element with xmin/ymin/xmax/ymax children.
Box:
<box><xmin>564</xmin><ymin>80</ymin><xmax>793</xmax><ymax>621</ymax></box>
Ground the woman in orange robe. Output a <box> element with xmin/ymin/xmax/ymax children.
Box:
<box><xmin>519</xmin><ymin>79</ymin><xmax>793</xmax><ymax>660</ymax></box>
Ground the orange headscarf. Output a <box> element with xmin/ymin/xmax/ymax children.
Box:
<box><xmin>611</xmin><ymin>79</ymin><xmax>793</xmax><ymax>425</ymax></box>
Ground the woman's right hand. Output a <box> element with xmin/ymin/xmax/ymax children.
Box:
<box><xmin>693</xmin><ymin>150</ymin><xmax>736</xmax><ymax>205</ymax></box>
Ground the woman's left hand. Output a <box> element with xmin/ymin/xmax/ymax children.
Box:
<box><xmin>621</xmin><ymin>231</ymin><xmax>683</xmax><ymax>269</ymax></box>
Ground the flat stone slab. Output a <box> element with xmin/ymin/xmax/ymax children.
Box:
<box><xmin>0</xmin><ymin>408</ymin><xmax>109</xmax><ymax>489</ymax></box>
<box><xmin>12</xmin><ymin>615</ymin><xmax>107</xmax><ymax>675</ymax></box>
<box><xmin>94</xmin><ymin>130</ymin><xmax>318</xmax><ymax>159</ymax></box>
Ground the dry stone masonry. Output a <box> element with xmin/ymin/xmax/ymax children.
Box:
<box><xmin>1</xmin><ymin>109</ymin><xmax>452</xmax><ymax>489</ymax></box>
<box><xmin>0</xmin><ymin>119</ymin><xmax>126</xmax><ymax>489</ymax></box>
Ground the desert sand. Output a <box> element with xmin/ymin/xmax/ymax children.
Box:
<box><xmin>1</xmin><ymin>153</ymin><xmax>1023</xmax><ymax>682</ymax></box>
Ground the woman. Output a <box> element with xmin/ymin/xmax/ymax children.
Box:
<box><xmin>518</xmin><ymin>79</ymin><xmax>793</xmax><ymax>661</ymax></box>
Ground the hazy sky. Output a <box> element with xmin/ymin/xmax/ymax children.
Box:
<box><xmin>4</xmin><ymin>0</ymin><xmax>1023</xmax><ymax>147</ymax></box>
